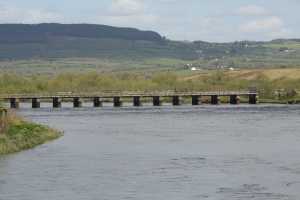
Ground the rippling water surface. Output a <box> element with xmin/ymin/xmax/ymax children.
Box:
<box><xmin>1</xmin><ymin>104</ymin><xmax>300</xmax><ymax>200</ymax></box>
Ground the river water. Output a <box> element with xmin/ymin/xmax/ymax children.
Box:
<box><xmin>0</xmin><ymin>104</ymin><xmax>300</xmax><ymax>200</ymax></box>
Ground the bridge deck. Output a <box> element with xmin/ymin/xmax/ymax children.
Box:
<box><xmin>0</xmin><ymin>91</ymin><xmax>257</xmax><ymax>99</ymax></box>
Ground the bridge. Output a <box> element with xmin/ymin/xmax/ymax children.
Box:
<box><xmin>0</xmin><ymin>91</ymin><xmax>258</xmax><ymax>108</ymax></box>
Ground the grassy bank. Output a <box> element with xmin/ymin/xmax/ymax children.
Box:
<box><xmin>0</xmin><ymin>68</ymin><xmax>300</xmax><ymax>102</ymax></box>
<box><xmin>0</xmin><ymin>110</ymin><xmax>62</xmax><ymax>155</ymax></box>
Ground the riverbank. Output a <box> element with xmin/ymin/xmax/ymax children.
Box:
<box><xmin>0</xmin><ymin>109</ymin><xmax>62</xmax><ymax>155</ymax></box>
<box><xmin>0</xmin><ymin>68</ymin><xmax>300</xmax><ymax>102</ymax></box>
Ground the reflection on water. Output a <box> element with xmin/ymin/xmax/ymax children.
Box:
<box><xmin>0</xmin><ymin>105</ymin><xmax>300</xmax><ymax>200</ymax></box>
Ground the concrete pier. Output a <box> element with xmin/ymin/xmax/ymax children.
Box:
<box><xmin>133</xmin><ymin>96</ymin><xmax>142</xmax><ymax>107</ymax></box>
<box><xmin>249</xmin><ymin>94</ymin><xmax>258</xmax><ymax>104</ymax></box>
<box><xmin>113</xmin><ymin>97</ymin><xmax>122</xmax><ymax>107</ymax></box>
<box><xmin>211</xmin><ymin>95</ymin><xmax>220</xmax><ymax>105</ymax></box>
<box><xmin>172</xmin><ymin>96</ymin><xmax>181</xmax><ymax>106</ymax></box>
<box><xmin>10</xmin><ymin>98</ymin><xmax>19</xmax><ymax>109</ymax></box>
<box><xmin>153</xmin><ymin>96</ymin><xmax>161</xmax><ymax>106</ymax></box>
<box><xmin>32</xmin><ymin>98</ymin><xmax>41</xmax><ymax>108</ymax></box>
<box><xmin>192</xmin><ymin>95</ymin><xmax>200</xmax><ymax>105</ymax></box>
<box><xmin>230</xmin><ymin>95</ymin><xmax>240</xmax><ymax>105</ymax></box>
<box><xmin>53</xmin><ymin>97</ymin><xmax>62</xmax><ymax>108</ymax></box>
<box><xmin>93</xmin><ymin>97</ymin><xmax>102</xmax><ymax>107</ymax></box>
<box><xmin>73</xmin><ymin>97</ymin><xmax>82</xmax><ymax>108</ymax></box>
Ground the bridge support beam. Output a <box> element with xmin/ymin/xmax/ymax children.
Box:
<box><xmin>113</xmin><ymin>97</ymin><xmax>122</xmax><ymax>107</ymax></box>
<box><xmin>133</xmin><ymin>96</ymin><xmax>142</xmax><ymax>107</ymax></box>
<box><xmin>10</xmin><ymin>98</ymin><xmax>19</xmax><ymax>109</ymax></box>
<box><xmin>93</xmin><ymin>97</ymin><xmax>102</xmax><ymax>107</ymax></box>
<box><xmin>230</xmin><ymin>95</ymin><xmax>240</xmax><ymax>105</ymax></box>
<box><xmin>249</xmin><ymin>94</ymin><xmax>258</xmax><ymax>104</ymax></box>
<box><xmin>32</xmin><ymin>98</ymin><xmax>41</xmax><ymax>108</ymax></box>
<box><xmin>192</xmin><ymin>95</ymin><xmax>200</xmax><ymax>105</ymax></box>
<box><xmin>53</xmin><ymin>97</ymin><xmax>62</xmax><ymax>108</ymax></box>
<box><xmin>73</xmin><ymin>97</ymin><xmax>82</xmax><ymax>108</ymax></box>
<box><xmin>172</xmin><ymin>96</ymin><xmax>181</xmax><ymax>106</ymax></box>
<box><xmin>153</xmin><ymin>96</ymin><xmax>161</xmax><ymax>106</ymax></box>
<box><xmin>211</xmin><ymin>95</ymin><xmax>220</xmax><ymax>105</ymax></box>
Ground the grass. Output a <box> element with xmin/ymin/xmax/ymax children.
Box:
<box><xmin>0</xmin><ymin>68</ymin><xmax>300</xmax><ymax>102</ymax></box>
<box><xmin>0</xmin><ymin>110</ymin><xmax>62</xmax><ymax>155</ymax></box>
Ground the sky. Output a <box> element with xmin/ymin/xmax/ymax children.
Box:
<box><xmin>0</xmin><ymin>0</ymin><xmax>299</xmax><ymax>42</ymax></box>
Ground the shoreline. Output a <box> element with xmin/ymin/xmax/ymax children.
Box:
<box><xmin>0</xmin><ymin>109</ymin><xmax>62</xmax><ymax>155</ymax></box>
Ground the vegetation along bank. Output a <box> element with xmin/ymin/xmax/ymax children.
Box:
<box><xmin>0</xmin><ymin>68</ymin><xmax>300</xmax><ymax>103</ymax></box>
<box><xmin>0</xmin><ymin>108</ymin><xmax>62</xmax><ymax>155</ymax></box>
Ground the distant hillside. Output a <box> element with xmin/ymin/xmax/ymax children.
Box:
<box><xmin>0</xmin><ymin>23</ymin><xmax>200</xmax><ymax>60</ymax></box>
<box><xmin>0</xmin><ymin>23</ymin><xmax>163</xmax><ymax>43</ymax></box>
<box><xmin>0</xmin><ymin>23</ymin><xmax>300</xmax><ymax>70</ymax></box>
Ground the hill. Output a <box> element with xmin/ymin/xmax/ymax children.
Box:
<box><xmin>0</xmin><ymin>23</ymin><xmax>300</xmax><ymax>72</ymax></box>
<box><xmin>0</xmin><ymin>23</ymin><xmax>163</xmax><ymax>43</ymax></box>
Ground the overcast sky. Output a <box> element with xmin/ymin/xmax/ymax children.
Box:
<box><xmin>0</xmin><ymin>0</ymin><xmax>299</xmax><ymax>42</ymax></box>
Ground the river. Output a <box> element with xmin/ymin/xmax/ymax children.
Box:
<box><xmin>0</xmin><ymin>104</ymin><xmax>300</xmax><ymax>200</ymax></box>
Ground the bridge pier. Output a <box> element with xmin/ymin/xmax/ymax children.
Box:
<box><xmin>192</xmin><ymin>95</ymin><xmax>200</xmax><ymax>105</ymax></box>
<box><xmin>153</xmin><ymin>96</ymin><xmax>161</xmax><ymax>106</ymax></box>
<box><xmin>3</xmin><ymin>91</ymin><xmax>259</xmax><ymax>108</ymax></box>
<box><xmin>211</xmin><ymin>95</ymin><xmax>220</xmax><ymax>105</ymax></box>
<box><xmin>230</xmin><ymin>95</ymin><xmax>240</xmax><ymax>105</ymax></box>
<box><xmin>10</xmin><ymin>98</ymin><xmax>19</xmax><ymax>109</ymax></box>
<box><xmin>133</xmin><ymin>96</ymin><xmax>142</xmax><ymax>107</ymax></box>
<box><xmin>32</xmin><ymin>98</ymin><xmax>41</xmax><ymax>108</ymax></box>
<box><xmin>172</xmin><ymin>96</ymin><xmax>181</xmax><ymax>106</ymax></box>
<box><xmin>249</xmin><ymin>94</ymin><xmax>258</xmax><ymax>104</ymax></box>
<box><xmin>73</xmin><ymin>97</ymin><xmax>82</xmax><ymax>108</ymax></box>
<box><xmin>93</xmin><ymin>97</ymin><xmax>102</xmax><ymax>107</ymax></box>
<box><xmin>113</xmin><ymin>97</ymin><xmax>122</xmax><ymax>107</ymax></box>
<box><xmin>53</xmin><ymin>97</ymin><xmax>62</xmax><ymax>108</ymax></box>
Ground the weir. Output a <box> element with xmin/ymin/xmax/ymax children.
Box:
<box><xmin>0</xmin><ymin>91</ymin><xmax>258</xmax><ymax>108</ymax></box>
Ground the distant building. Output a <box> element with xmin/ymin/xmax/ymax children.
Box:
<box><xmin>191</xmin><ymin>67</ymin><xmax>201</xmax><ymax>71</ymax></box>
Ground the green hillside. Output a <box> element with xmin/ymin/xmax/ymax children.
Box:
<box><xmin>0</xmin><ymin>24</ymin><xmax>300</xmax><ymax>72</ymax></box>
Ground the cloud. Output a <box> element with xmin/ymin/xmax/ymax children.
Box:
<box><xmin>109</xmin><ymin>0</ymin><xmax>144</xmax><ymax>16</ymax></box>
<box><xmin>0</xmin><ymin>4</ymin><xmax>62</xmax><ymax>23</ymax></box>
<box><xmin>99</xmin><ymin>14</ymin><xmax>158</xmax><ymax>28</ymax></box>
<box><xmin>237</xmin><ymin>5</ymin><xmax>268</xmax><ymax>16</ymax></box>
<box><xmin>236</xmin><ymin>5</ymin><xmax>293</xmax><ymax>40</ymax></box>
<box><xmin>240</xmin><ymin>16</ymin><xmax>283</xmax><ymax>33</ymax></box>
<box><xmin>239</xmin><ymin>16</ymin><xmax>292</xmax><ymax>39</ymax></box>
<box><xmin>97</xmin><ymin>0</ymin><xmax>158</xmax><ymax>29</ymax></box>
